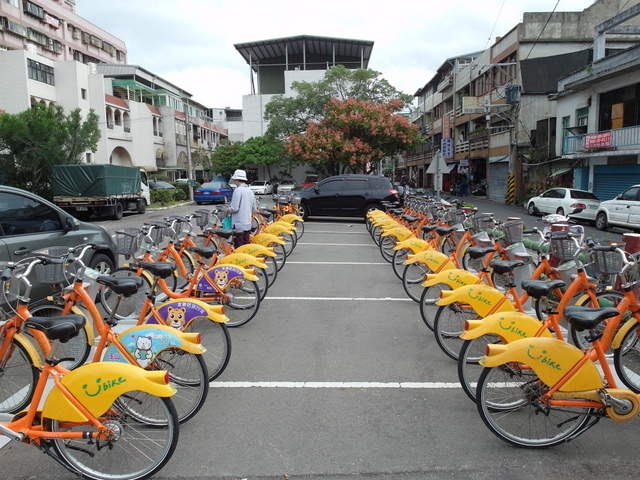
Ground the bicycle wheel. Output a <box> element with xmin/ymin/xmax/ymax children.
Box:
<box><xmin>379</xmin><ymin>235</ymin><xmax>397</xmax><ymax>263</ymax></box>
<box><xmin>461</xmin><ymin>245</ymin><xmax>486</xmax><ymax>275</ymax></box>
<box><xmin>175</xmin><ymin>250</ymin><xmax>196</xmax><ymax>290</ymax></box>
<box><xmin>183</xmin><ymin>317</ymin><xmax>231</xmax><ymax>382</ymax></box>
<box><xmin>50</xmin><ymin>392</ymin><xmax>179</xmax><ymax>480</ymax></box>
<box><xmin>614</xmin><ymin>321</ymin><xmax>640</xmax><ymax>393</ymax></box>
<box><xmin>99</xmin><ymin>267</ymin><xmax>153</xmax><ymax>321</ymax></box>
<box><xmin>269</xmin><ymin>242</ymin><xmax>287</xmax><ymax>271</ymax></box>
<box><xmin>27</xmin><ymin>301</ymin><xmax>92</xmax><ymax>370</ymax></box>
<box><xmin>293</xmin><ymin>219</ymin><xmax>304</xmax><ymax>240</ymax></box>
<box><xmin>457</xmin><ymin>334</ymin><xmax>500</xmax><ymax>403</ymax></box>
<box><xmin>418</xmin><ymin>283</ymin><xmax>449</xmax><ymax>331</ymax></box>
<box><xmin>371</xmin><ymin>225</ymin><xmax>384</xmax><ymax>246</ymax></box>
<box><xmin>476</xmin><ymin>364</ymin><xmax>592</xmax><ymax>448</ymax></box>
<box><xmin>433</xmin><ymin>303</ymin><xmax>477</xmax><ymax>360</ymax></box>
<box><xmin>260</xmin><ymin>255</ymin><xmax>278</xmax><ymax>287</ymax></box>
<box><xmin>218</xmin><ymin>279</ymin><xmax>261</xmax><ymax>327</ymax></box>
<box><xmin>281</xmin><ymin>232</ymin><xmax>296</xmax><ymax>257</ymax></box>
<box><xmin>402</xmin><ymin>262</ymin><xmax>431</xmax><ymax>303</ymax></box>
<box><xmin>438</xmin><ymin>234</ymin><xmax>457</xmax><ymax>256</ymax></box>
<box><xmin>251</xmin><ymin>266</ymin><xmax>269</xmax><ymax>301</ymax></box>
<box><xmin>570</xmin><ymin>290</ymin><xmax>625</xmax><ymax>352</ymax></box>
<box><xmin>391</xmin><ymin>248</ymin><xmax>409</xmax><ymax>280</ymax></box>
<box><xmin>0</xmin><ymin>339</ymin><xmax>38</xmax><ymax>414</ymax></box>
<box><xmin>148</xmin><ymin>349</ymin><xmax>208</xmax><ymax>424</ymax></box>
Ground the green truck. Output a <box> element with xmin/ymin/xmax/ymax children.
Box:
<box><xmin>52</xmin><ymin>164</ymin><xmax>151</xmax><ymax>220</ymax></box>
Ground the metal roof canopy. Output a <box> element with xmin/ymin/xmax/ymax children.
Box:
<box><xmin>234</xmin><ymin>35</ymin><xmax>374</xmax><ymax>71</ymax></box>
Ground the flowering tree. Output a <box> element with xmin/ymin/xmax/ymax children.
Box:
<box><xmin>286</xmin><ymin>98</ymin><xmax>422</xmax><ymax>176</ymax></box>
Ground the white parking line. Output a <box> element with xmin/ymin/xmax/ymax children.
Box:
<box><xmin>265</xmin><ymin>296</ymin><xmax>413</xmax><ymax>301</ymax></box>
<box><xmin>210</xmin><ymin>381</ymin><xmax>461</xmax><ymax>389</ymax></box>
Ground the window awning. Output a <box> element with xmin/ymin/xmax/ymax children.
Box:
<box><xmin>488</xmin><ymin>155</ymin><xmax>508</xmax><ymax>164</ymax></box>
<box><xmin>550</xmin><ymin>167</ymin><xmax>572</xmax><ymax>177</ymax></box>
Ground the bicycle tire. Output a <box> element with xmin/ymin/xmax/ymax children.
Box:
<box><xmin>372</xmin><ymin>225</ymin><xmax>384</xmax><ymax>246</ymax></box>
<box><xmin>27</xmin><ymin>301</ymin><xmax>92</xmax><ymax>370</ymax></box>
<box><xmin>148</xmin><ymin>349</ymin><xmax>208</xmax><ymax>424</ymax></box>
<box><xmin>253</xmin><ymin>266</ymin><xmax>269</xmax><ymax>301</ymax></box>
<box><xmin>183</xmin><ymin>317</ymin><xmax>231</xmax><ymax>381</ymax></box>
<box><xmin>281</xmin><ymin>232</ymin><xmax>296</xmax><ymax>257</ymax></box>
<box><xmin>391</xmin><ymin>248</ymin><xmax>409</xmax><ymax>280</ymax></box>
<box><xmin>461</xmin><ymin>243</ymin><xmax>486</xmax><ymax>275</ymax></box>
<box><xmin>402</xmin><ymin>262</ymin><xmax>431</xmax><ymax>303</ymax></box>
<box><xmin>50</xmin><ymin>392</ymin><xmax>179</xmax><ymax>480</ymax></box>
<box><xmin>261</xmin><ymin>255</ymin><xmax>278</xmax><ymax>287</ymax></box>
<box><xmin>0</xmin><ymin>339</ymin><xmax>38</xmax><ymax>414</ymax></box>
<box><xmin>433</xmin><ymin>303</ymin><xmax>477</xmax><ymax>360</ymax></box>
<box><xmin>379</xmin><ymin>235</ymin><xmax>397</xmax><ymax>263</ymax></box>
<box><xmin>99</xmin><ymin>267</ymin><xmax>153</xmax><ymax>321</ymax></box>
<box><xmin>418</xmin><ymin>283</ymin><xmax>450</xmax><ymax>331</ymax></box>
<box><xmin>205</xmin><ymin>279</ymin><xmax>261</xmax><ymax>327</ymax></box>
<box><xmin>476</xmin><ymin>364</ymin><xmax>593</xmax><ymax>448</ymax></box>
<box><xmin>269</xmin><ymin>242</ymin><xmax>287</xmax><ymax>271</ymax></box>
<box><xmin>175</xmin><ymin>250</ymin><xmax>196</xmax><ymax>290</ymax></box>
<box><xmin>293</xmin><ymin>220</ymin><xmax>304</xmax><ymax>240</ymax></box>
<box><xmin>614</xmin><ymin>321</ymin><xmax>640</xmax><ymax>393</ymax></box>
<box><xmin>457</xmin><ymin>334</ymin><xmax>500</xmax><ymax>403</ymax></box>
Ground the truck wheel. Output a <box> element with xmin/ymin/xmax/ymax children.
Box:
<box><xmin>137</xmin><ymin>199</ymin><xmax>147</xmax><ymax>214</ymax></box>
<box><xmin>113</xmin><ymin>202</ymin><xmax>124</xmax><ymax>220</ymax></box>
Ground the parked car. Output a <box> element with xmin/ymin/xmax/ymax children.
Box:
<box><xmin>149</xmin><ymin>180</ymin><xmax>176</xmax><ymax>190</ymax></box>
<box><xmin>296</xmin><ymin>174</ymin><xmax>400</xmax><ymax>220</ymax></box>
<box><xmin>249</xmin><ymin>181</ymin><xmax>274</xmax><ymax>195</ymax></box>
<box><xmin>526</xmin><ymin>188</ymin><xmax>601</xmax><ymax>223</ymax></box>
<box><xmin>303</xmin><ymin>174</ymin><xmax>320</xmax><ymax>187</ymax></box>
<box><xmin>0</xmin><ymin>186</ymin><xmax>118</xmax><ymax>303</ymax></box>
<box><xmin>594</xmin><ymin>184</ymin><xmax>640</xmax><ymax>231</ymax></box>
<box><xmin>277</xmin><ymin>179</ymin><xmax>298</xmax><ymax>193</ymax></box>
<box><xmin>194</xmin><ymin>181</ymin><xmax>234</xmax><ymax>204</ymax></box>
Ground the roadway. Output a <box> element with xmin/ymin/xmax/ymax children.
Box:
<box><xmin>1</xmin><ymin>196</ymin><xmax>637</xmax><ymax>479</ymax></box>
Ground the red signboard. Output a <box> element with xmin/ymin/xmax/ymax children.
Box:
<box><xmin>584</xmin><ymin>131</ymin><xmax>612</xmax><ymax>149</ymax></box>
<box><xmin>443</xmin><ymin>114</ymin><xmax>451</xmax><ymax>139</ymax></box>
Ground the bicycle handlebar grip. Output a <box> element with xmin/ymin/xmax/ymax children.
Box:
<box><xmin>1</xmin><ymin>267</ymin><xmax>11</xmax><ymax>281</ymax></box>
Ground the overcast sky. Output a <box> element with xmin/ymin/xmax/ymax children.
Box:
<box><xmin>75</xmin><ymin>0</ymin><xmax>597</xmax><ymax>109</ymax></box>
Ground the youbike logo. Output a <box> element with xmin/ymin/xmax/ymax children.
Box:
<box><xmin>82</xmin><ymin>377</ymin><xmax>127</xmax><ymax>397</ymax></box>
<box><xmin>498</xmin><ymin>318</ymin><xmax>529</xmax><ymax>339</ymax></box>
<box><xmin>526</xmin><ymin>344</ymin><xmax>562</xmax><ymax>371</ymax></box>
<box><xmin>447</xmin><ymin>271</ymin><xmax>469</xmax><ymax>287</ymax></box>
<box><xmin>467</xmin><ymin>288</ymin><xmax>492</xmax><ymax>306</ymax></box>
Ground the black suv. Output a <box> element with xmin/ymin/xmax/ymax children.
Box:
<box><xmin>296</xmin><ymin>174</ymin><xmax>399</xmax><ymax>220</ymax></box>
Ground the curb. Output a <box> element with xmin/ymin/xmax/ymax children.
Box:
<box><xmin>147</xmin><ymin>201</ymin><xmax>195</xmax><ymax>211</ymax></box>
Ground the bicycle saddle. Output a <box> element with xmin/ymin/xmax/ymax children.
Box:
<box><xmin>24</xmin><ymin>314</ymin><xmax>85</xmax><ymax>342</ymax></box>
<box><xmin>465</xmin><ymin>246</ymin><xmax>496</xmax><ymax>260</ymax></box>
<box><xmin>520</xmin><ymin>279</ymin><xmax>566</xmax><ymax>299</ymax></box>
<box><xmin>401</xmin><ymin>215</ymin><xmax>421</xmax><ymax>223</ymax></box>
<box><xmin>97</xmin><ymin>275</ymin><xmax>145</xmax><ymax>295</ymax></box>
<box><xmin>421</xmin><ymin>225</ymin><xmax>439</xmax><ymax>233</ymax></box>
<box><xmin>489</xmin><ymin>259</ymin><xmax>525</xmax><ymax>275</ymax></box>
<box><xmin>436</xmin><ymin>226</ymin><xmax>457</xmax><ymax>236</ymax></box>
<box><xmin>137</xmin><ymin>261</ymin><xmax>176</xmax><ymax>279</ymax></box>
<box><xmin>187</xmin><ymin>246</ymin><xmax>216</xmax><ymax>259</ymax></box>
<box><xmin>563</xmin><ymin>306</ymin><xmax>620</xmax><ymax>331</ymax></box>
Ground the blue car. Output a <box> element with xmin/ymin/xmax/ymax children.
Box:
<box><xmin>194</xmin><ymin>181</ymin><xmax>233</xmax><ymax>204</ymax></box>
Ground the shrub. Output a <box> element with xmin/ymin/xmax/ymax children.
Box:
<box><xmin>151</xmin><ymin>189</ymin><xmax>174</xmax><ymax>206</ymax></box>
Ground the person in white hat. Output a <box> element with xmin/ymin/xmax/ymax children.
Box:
<box><xmin>227</xmin><ymin>169</ymin><xmax>256</xmax><ymax>247</ymax></box>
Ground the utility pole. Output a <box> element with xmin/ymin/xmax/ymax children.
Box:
<box><xmin>183</xmin><ymin>98</ymin><xmax>194</xmax><ymax>202</ymax></box>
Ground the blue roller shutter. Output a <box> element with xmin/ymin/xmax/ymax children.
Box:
<box><xmin>593</xmin><ymin>164</ymin><xmax>640</xmax><ymax>201</ymax></box>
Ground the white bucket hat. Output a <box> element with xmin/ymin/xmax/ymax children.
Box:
<box><xmin>230</xmin><ymin>169</ymin><xmax>248</xmax><ymax>181</ymax></box>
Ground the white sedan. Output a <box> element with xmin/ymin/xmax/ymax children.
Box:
<box><xmin>526</xmin><ymin>188</ymin><xmax>601</xmax><ymax>223</ymax></box>
<box><xmin>249</xmin><ymin>181</ymin><xmax>274</xmax><ymax>195</ymax></box>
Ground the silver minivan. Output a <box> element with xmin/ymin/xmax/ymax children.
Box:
<box><xmin>0</xmin><ymin>186</ymin><xmax>118</xmax><ymax>302</ymax></box>
<box><xmin>595</xmin><ymin>184</ymin><xmax>640</xmax><ymax>231</ymax></box>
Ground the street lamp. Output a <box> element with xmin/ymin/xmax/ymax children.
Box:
<box><xmin>182</xmin><ymin>97</ymin><xmax>194</xmax><ymax>202</ymax></box>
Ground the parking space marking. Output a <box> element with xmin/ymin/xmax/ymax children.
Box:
<box><xmin>266</xmin><ymin>296</ymin><xmax>413</xmax><ymax>301</ymax></box>
<box><xmin>210</xmin><ymin>381</ymin><xmax>461</xmax><ymax>389</ymax></box>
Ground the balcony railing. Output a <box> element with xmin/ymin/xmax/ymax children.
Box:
<box><xmin>563</xmin><ymin>124</ymin><xmax>640</xmax><ymax>154</ymax></box>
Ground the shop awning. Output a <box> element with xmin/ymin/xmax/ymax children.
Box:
<box><xmin>488</xmin><ymin>155</ymin><xmax>508</xmax><ymax>164</ymax></box>
<box><xmin>550</xmin><ymin>167</ymin><xmax>572</xmax><ymax>177</ymax></box>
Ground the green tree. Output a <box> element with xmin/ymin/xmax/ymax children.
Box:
<box><xmin>240</xmin><ymin>136</ymin><xmax>286</xmax><ymax>181</ymax></box>
<box><xmin>209</xmin><ymin>142</ymin><xmax>245</xmax><ymax>177</ymax></box>
<box><xmin>264</xmin><ymin>65</ymin><xmax>412</xmax><ymax>139</ymax></box>
<box><xmin>0</xmin><ymin>104</ymin><xmax>100</xmax><ymax>198</ymax></box>
<box><xmin>286</xmin><ymin>98</ymin><xmax>423</xmax><ymax>176</ymax></box>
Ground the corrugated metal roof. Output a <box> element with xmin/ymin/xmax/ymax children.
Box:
<box><xmin>234</xmin><ymin>35</ymin><xmax>373</xmax><ymax>71</ymax></box>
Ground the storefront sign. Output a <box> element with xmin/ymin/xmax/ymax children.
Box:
<box><xmin>584</xmin><ymin>131</ymin><xmax>612</xmax><ymax>149</ymax></box>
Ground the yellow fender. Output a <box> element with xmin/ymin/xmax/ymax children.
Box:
<box><xmin>235</xmin><ymin>243</ymin><xmax>276</xmax><ymax>257</ymax></box>
<box><xmin>279</xmin><ymin>213</ymin><xmax>304</xmax><ymax>223</ymax></box>
<box><xmin>43</xmin><ymin>362</ymin><xmax>176</xmax><ymax>422</ymax></box>
<box><xmin>154</xmin><ymin>297</ymin><xmax>227</xmax><ymax>324</ymax></box>
<box><xmin>480</xmin><ymin>337</ymin><xmax>603</xmax><ymax>392</ymax></box>
<box><xmin>394</xmin><ymin>238</ymin><xmax>430</xmax><ymax>253</ymax></box>
<box><xmin>436</xmin><ymin>284</ymin><xmax>516</xmax><ymax>316</ymax></box>
<box><xmin>612</xmin><ymin>317</ymin><xmax>638</xmax><ymax>350</ymax></box>
<box><xmin>271</xmin><ymin>221</ymin><xmax>297</xmax><ymax>231</ymax></box>
<box><xmin>405</xmin><ymin>250</ymin><xmax>455</xmax><ymax>272</ymax></box>
<box><xmin>252</xmin><ymin>232</ymin><xmax>286</xmax><ymax>246</ymax></box>
<box><xmin>263</xmin><ymin>223</ymin><xmax>294</xmax><ymax>237</ymax></box>
<box><xmin>373</xmin><ymin>218</ymin><xmax>398</xmax><ymax>228</ymax></box>
<box><xmin>422</xmin><ymin>269</ymin><xmax>481</xmax><ymax>288</ymax></box>
<box><xmin>11</xmin><ymin>332</ymin><xmax>43</xmax><ymax>368</ymax></box>
<box><xmin>219</xmin><ymin>252</ymin><xmax>267</xmax><ymax>269</ymax></box>
<box><xmin>461</xmin><ymin>312</ymin><xmax>553</xmax><ymax>342</ymax></box>
<box><xmin>381</xmin><ymin>226</ymin><xmax>414</xmax><ymax>242</ymax></box>
<box><xmin>116</xmin><ymin>324</ymin><xmax>206</xmax><ymax>355</ymax></box>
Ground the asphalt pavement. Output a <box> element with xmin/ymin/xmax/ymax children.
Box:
<box><xmin>1</xmin><ymin>198</ymin><xmax>639</xmax><ymax>479</ymax></box>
